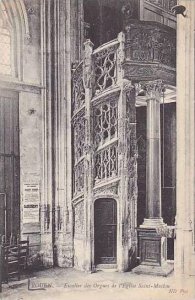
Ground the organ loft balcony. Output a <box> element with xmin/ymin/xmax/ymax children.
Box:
<box><xmin>71</xmin><ymin>20</ymin><xmax>176</xmax><ymax>201</ymax></box>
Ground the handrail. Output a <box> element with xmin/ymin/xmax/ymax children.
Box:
<box><xmin>72</xmin><ymin>60</ymin><xmax>84</xmax><ymax>76</ymax></box>
<box><xmin>93</xmin><ymin>38</ymin><xmax>119</xmax><ymax>55</ymax></box>
<box><xmin>71</xmin><ymin>104</ymin><xmax>85</xmax><ymax>120</ymax></box>
<box><xmin>74</xmin><ymin>156</ymin><xmax>85</xmax><ymax>168</ymax></box>
<box><xmin>95</xmin><ymin>137</ymin><xmax>118</xmax><ymax>153</ymax></box>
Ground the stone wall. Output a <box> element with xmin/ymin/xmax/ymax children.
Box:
<box><xmin>19</xmin><ymin>0</ymin><xmax>42</xmax><ymax>259</ymax></box>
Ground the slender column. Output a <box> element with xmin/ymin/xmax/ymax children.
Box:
<box><xmin>141</xmin><ymin>80</ymin><xmax>164</xmax><ymax>227</ymax></box>
<box><xmin>83</xmin><ymin>39</ymin><xmax>94</xmax><ymax>272</ymax></box>
<box><xmin>40</xmin><ymin>0</ymin><xmax>54</xmax><ymax>266</ymax></box>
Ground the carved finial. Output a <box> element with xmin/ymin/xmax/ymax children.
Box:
<box><xmin>123</xmin><ymin>78</ymin><xmax>134</xmax><ymax>92</ymax></box>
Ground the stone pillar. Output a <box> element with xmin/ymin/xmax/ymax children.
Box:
<box><xmin>40</xmin><ymin>0</ymin><xmax>55</xmax><ymax>267</ymax></box>
<box><xmin>83</xmin><ymin>39</ymin><xmax>94</xmax><ymax>272</ymax></box>
<box><xmin>53</xmin><ymin>0</ymin><xmax>74</xmax><ymax>268</ymax></box>
<box><xmin>142</xmin><ymin>80</ymin><xmax>164</xmax><ymax>227</ymax></box>
<box><xmin>133</xmin><ymin>80</ymin><xmax>173</xmax><ymax>276</ymax></box>
<box><xmin>70</xmin><ymin>0</ymin><xmax>84</xmax><ymax>63</ymax></box>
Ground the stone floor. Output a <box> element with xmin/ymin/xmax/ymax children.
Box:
<box><xmin>0</xmin><ymin>266</ymin><xmax>194</xmax><ymax>300</ymax></box>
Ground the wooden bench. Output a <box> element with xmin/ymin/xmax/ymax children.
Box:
<box><xmin>3</xmin><ymin>244</ymin><xmax>20</xmax><ymax>282</ymax></box>
<box><xmin>17</xmin><ymin>239</ymin><xmax>29</xmax><ymax>273</ymax></box>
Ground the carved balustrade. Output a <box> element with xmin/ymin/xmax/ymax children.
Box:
<box><xmin>94</xmin><ymin>142</ymin><xmax>118</xmax><ymax>184</ymax></box>
<box><xmin>92</xmin><ymin>39</ymin><xmax>119</xmax><ymax>96</ymax></box>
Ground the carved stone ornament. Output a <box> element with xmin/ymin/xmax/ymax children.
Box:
<box><xmin>84</xmin><ymin>40</ymin><xmax>94</xmax><ymax>89</ymax></box>
<box><xmin>134</xmin><ymin>82</ymin><xmax>144</xmax><ymax>97</ymax></box>
<box><xmin>123</xmin><ymin>79</ymin><xmax>134</xmax><ymax>92</ymax></box>
<box><xmin>117</xmin><ymin>32</ymin><xmax>125</xmax><ymax>65</ymax></box>
<box><xmin>140</xmin><ymin>79</ymin><xmax>165</xmax><ymax>99</ymax></box>
<box><xmin>72</xmin><ymin>62</ymin><xmax>85</xmax><ymax>114</ymax></box>
<box><xmin>156</xmin><ymin>225</ymin><xmax>176</xmax><ymax>238</ymax></box>
<box><xmin>128</xmin><ymin>65</ymin><xmax>155</xmax><ymax>78</ymax></box>
<box><xmin>93</xmin><ymin>182</ymin><xmax>118</xmax><ymax>196</ymax></box>
<box><xmin>84</xmin><ymin>144</ymin><xmax>92</xmax><ymax>154</ymax></box>
<box><xmin>93</xmin><ymin>42</ymin><xmax>118</xmax><ymax>95</ymax></box>
<box><xmin>72</xmin><ymin>196</ymin><xmax>84</xmax><ymax>207</ymax></box>
<box><xmin>125</xmin><ymin>22</ymin><xmax>176</xmax><ymax>68</ymax></box>
<box><xmin>74</xmin><ymin>201</ymin><xmax>84</xmax><ymax>236</ymax></box>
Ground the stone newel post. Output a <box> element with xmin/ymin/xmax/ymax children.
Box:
<box><xmin>83</xmin><ymin>39</ymin><xmax>94</xmax><ymax>272</ymax></box>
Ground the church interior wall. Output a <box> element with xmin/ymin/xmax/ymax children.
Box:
<box><xmin>0</xmin><ymin>0</ymin><xmax>43</xmax><ymax>265</ymax></box>
<box><xmin>20</xmin><ymin>0</ymin><xmax>42</xmax><ymax>262</ymax></box>
<box><xmin>0</xmin><ymin>0</ymin><xmax>194</xmax><ymax>277</ymax></box>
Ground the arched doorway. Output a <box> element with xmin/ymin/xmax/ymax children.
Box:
<box><xmin>94</xmin><ymin>198</ymin><xmax>117</xmax><ymax>264</ymax></box>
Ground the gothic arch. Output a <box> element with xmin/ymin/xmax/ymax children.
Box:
<box><xmin>0</xmin><ymin>0</ymin><xmax>30</xmax><ymax>38</ymax></box>
<box><xmin>0</xmin><ymin>0</ymin><xmax>30</xmax><ymax>79</ymax></box>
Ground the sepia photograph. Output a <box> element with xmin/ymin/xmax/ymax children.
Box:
<box><xmin>0</xmin><ymin>0</ymin><xmax>194</xmax><ymax>299</ymax></box>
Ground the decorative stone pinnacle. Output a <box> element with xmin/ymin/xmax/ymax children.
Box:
<box><xmin>84</xmin><ymin>39</ymin><xmax>94</xmax><ymax>49</ymax></box>
<box><xmin>117</xmin><ymin>31</ymin><xmax>125</xmax><ymax>43</ymax></box>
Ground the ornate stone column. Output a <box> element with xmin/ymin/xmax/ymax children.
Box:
<box><xmin>133</xmin><ymin>80</ymin><xmax>173</xmax><ymax>276</ymax></box>
<box><xmin>142</xmin><ymin>80</ymin><xmax>164</xmax><ymax>227</ymax></box>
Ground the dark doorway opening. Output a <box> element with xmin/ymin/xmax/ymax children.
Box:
<box><xmin>94</xmin><ymin>198</ymin><xmax>117</xmax><ymax>264</ymax></box>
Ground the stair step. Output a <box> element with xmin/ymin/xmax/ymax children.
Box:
<box><xmin>96</xmin><ymin>264</ymin><xmax>117</xmax><ymax>270</ymax></box>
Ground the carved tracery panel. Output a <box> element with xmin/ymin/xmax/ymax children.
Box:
<box><xmin>72</xmin><ymin>62</ymin><xmax>85</xmax><ymax>113</ymax></box>
<box><xmin>95</xmin><ymin>143</ymin><xmax>118</xmax><ymax>183</ymax></box>
<box><xmin>73</xmin><ymin>159</ymin><xmax>84</xmax><ymax>196</ymax></box>
<box><xmin>73</xmin><ymin>112</ymin><xmax>85</xmax><ymax>163</ymax></box>
<box><xmin>72</xmin><ymin>110</ymin><xmax>85</xmax><ymax>196</ymax></box>
<box><xmin>93</xmin><ymin>42</ymin><xmax>118</xmax><ymax>95</ymax></box>
<box><xmin>74</xmin><ymin>200</ymin><xmax>84</xmax><ymax>237</ymax></box>
<box><xmin>94</xmin><ymin>99</ymin><xmax>118</xmax><ymax>147</ymax></box>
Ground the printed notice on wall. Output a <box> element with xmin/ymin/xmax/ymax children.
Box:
<box><xmin>23</xmin><ymin>183</ymin><xmax>40</xmax><ymax>223</ymax></box>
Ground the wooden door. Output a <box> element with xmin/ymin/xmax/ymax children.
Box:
<box><xmin>0</xmin><ymin>193</ymin><xmax>6</xmax><ymax>237</ymax></box>
<box><xmin>0</xmin><ymin>91</ymin><xmax>20</xmax><ymax>240</ymax></box>
<box><xmin>94</xmin><ymin>199</ymin><xmax>117</xmax><ymax>264</ymax></box>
